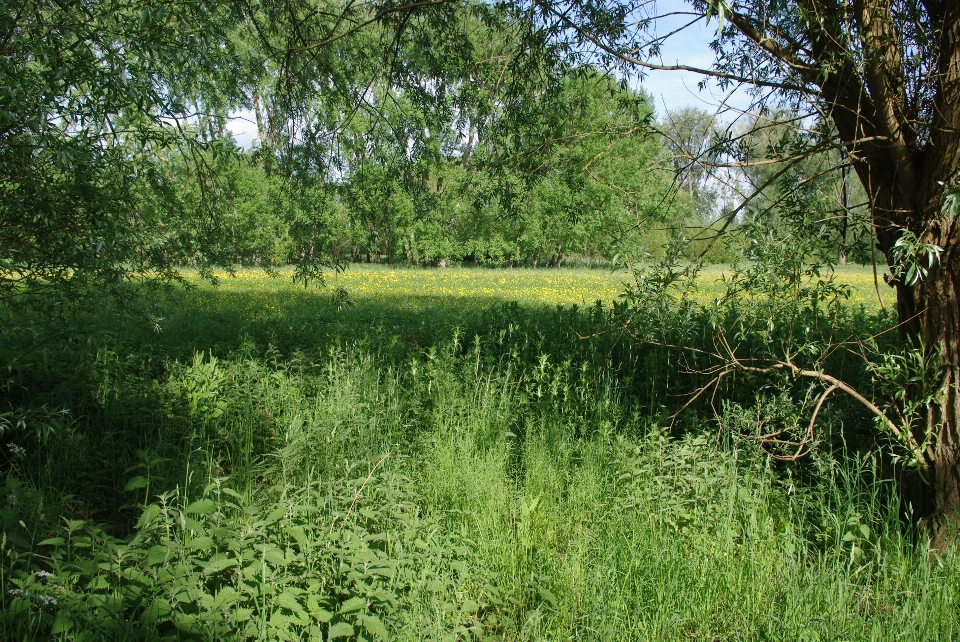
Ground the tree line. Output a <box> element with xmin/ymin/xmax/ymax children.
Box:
<box><xmin>140</xmin><ymin>88</ymin><xmax>874</xmax><ymax>271</ymax></box>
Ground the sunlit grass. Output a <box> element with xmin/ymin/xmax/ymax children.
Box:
<box><xmin>183</xmin><ymin>263</ymin><xmax>896</xmax><ymax>311</ymax></box>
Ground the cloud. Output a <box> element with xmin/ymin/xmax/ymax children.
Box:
<box><xmin>226</xmin><ymin>109</ymin><xmax>258</xmax><ymax>149</ymax></box>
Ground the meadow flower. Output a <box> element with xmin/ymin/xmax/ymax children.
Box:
<box><xmin>181</xmin><ymin>265</ymin><xmax>891</xmax><ymax>313</ymax></box>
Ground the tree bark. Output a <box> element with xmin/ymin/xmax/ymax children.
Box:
<box><xmin>724</xmin><ymin>0</ymin><xmax>960</xmax><ymax>544</ymax></box>
<box><xmin>903</xmin><ymin>216</ymin><xmax>960</xmax><ymax>547</ymax></box>
<box><xmin>888</xmin><ymin>0</ymin><xmax>960</xmax><ymax>546</ymax></box>
<box><xmin>847</xmin><ymin>147</ymin><xmax>960</xmax><ymax>546</ymax></box>
<box><xmin>838</xmin><ymin>166</ymin><xmax>848</xmax><ymax>266</ymax></box>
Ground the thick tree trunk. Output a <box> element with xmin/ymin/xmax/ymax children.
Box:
<box><xmin>850</xmin><ymin>0</ymin><xmax>960</xmax><ymax>545</ymax></box>
<box><xmin>838</xmin><ymin>166</ymin><xmax>849</xmax><ymax>266</ymax></box>
<box><xmin>719</xmin><ymin>0</ymin><xmax>960</xmax><ymax>547</ymax></box>
<box><xmin>878</xmin><ymin>194</ymin><xmax>960</xmax><ymax>548</ymax></box>
<box><xmin>908</xmin><ymin>225</ymin><xmax>960</xmax><ymax>547</ymax></box>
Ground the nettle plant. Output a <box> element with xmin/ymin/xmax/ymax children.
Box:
<box><xmin>1</xmin><ymin>468</ymin><xmax>491</xmax><ymax>640</ymax></box>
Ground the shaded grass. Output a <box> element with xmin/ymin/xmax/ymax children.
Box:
<box><xmin>0</xmin><ymin>268</ymin><xmax>955</xmax><ymax>640</ymax></box>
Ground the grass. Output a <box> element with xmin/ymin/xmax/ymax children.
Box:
<box><xmin>0</xmin><ymin>265</ymin><xmax>954</xmax><ymax>640</ymax></box>
<box><xmin>191</xmin><ymin>263</ymin><xmax>896</xmax><ymax>309</ymax></box>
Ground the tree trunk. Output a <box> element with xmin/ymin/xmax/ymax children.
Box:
<box><xmin>907</xmin><ymin>225</ymin><xmax>960</xmax><ymax>548</ymax></box>
<box><xmin>712</xmin><ymin>0</ymin><xmax>960</xmax><ymax>546</ymax></box>
<box><xmin>253</xmin><ymin>89</ymin><xmax>267</xmax><ymax>145</ymax></box>
<box><xmin>838</xmin><ymin>165</ymin><xmax>849</xmax><ymax>266</ymax></box>
<box><xmin>842</xmin><ymin>0</ymin><xmax>960</xmax><ymax>546</ymax></box>
<box><xmin>875</xmin><ymin>187</ymin><xmax>960</xmax><ymax>548</ymax></box>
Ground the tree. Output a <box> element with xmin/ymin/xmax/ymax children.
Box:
<box><xmin>527</xmin><ymin>0</ymin><xmax>959</xmax><ymax>542</ymax></box>
<box><xmin>659</xmin><ymin>107</ymin><xmax>722</xmax><ymax>219</ymax></box>
<box><xmin>733</xmin><ymin>110</ymin><xmax>872</xmax><ymax>264</ymax></box>
<box><xmin>499</xmin><ymin>71</ymin><xmax>678</xmax><ymax>265</ymax></box>
<box><xmin>0</xmin><ymin>0</ymin><xmax>250</xmax><ymax>320</ymax></box>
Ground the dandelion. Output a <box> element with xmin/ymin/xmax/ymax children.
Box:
<box><xmin>181</xmin><ymin>265</ymin><xmax>889</xmax><ymax>315</ymax></box>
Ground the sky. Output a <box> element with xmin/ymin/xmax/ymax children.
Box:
<box><xmin>227</xmin><ymin>110</ymin><xmax>258</xmax><ymax>149</ymax></box>
<box><xmin>226</xmin><ymin>0</ymin><xmax>746</xmax><ymax>147</ymax></box>
<box><xmin>633</xmin><ymin>1</ymin><xmax>752</xmax><ymax>118</ymax></box>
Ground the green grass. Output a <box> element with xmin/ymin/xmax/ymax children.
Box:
<box><xmin>185</xmin><ymin>262</ymin><xmax>895</xmax><ymax>310</ymax></box>
<box><xmin>0</xmin><ymin>267</ymin><xmax>955</xmax><ymax>640</ymax></box>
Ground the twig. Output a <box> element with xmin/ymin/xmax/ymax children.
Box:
<box><xmin>335</xmin><ymin>452</ymin><xmax>391</xmax><ymax>534</ymax></box>
<box><xmin>671</xmin><ymin>326</ymin><xmax>924</xmax><ymax>463</ymax></box>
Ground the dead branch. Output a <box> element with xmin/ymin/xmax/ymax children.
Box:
<box><xmin>668</xmin><ymin>329</ymin><xmax>925</xmax><ymax>463</ymax></box>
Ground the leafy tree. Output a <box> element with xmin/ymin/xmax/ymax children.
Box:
<box><xmin>733</xmin><ymin>111</ymin><xmax>872</xmax><ymax>264</ymax></box>
<box><xmin>523</xmin><ymin>0</ymin><xmax>960</xmax><ymax>542</ymax></box>
<box><xmin>446</xmin><ymin>69</ymin><xmax>680</xmax><ymax>266</ymax></box>
<box><xmin>660</xmin><ymin>107</ymin><xmax>723</xmax><ymax>219</ymax></box>
<box><xmin>141</xmin><ymin>148</ymin><xmax>298</xmax><ymax>270</ymax></box>
<box><xmin>0</xmin><ymin>0</ymin><xmax>250</xmax><ymax>321</ymax></box>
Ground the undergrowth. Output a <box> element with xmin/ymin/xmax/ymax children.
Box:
<box><xmin>0</xmin><ymin>282</ymin><xmax>957</xmax><ymax>640</ymax></box>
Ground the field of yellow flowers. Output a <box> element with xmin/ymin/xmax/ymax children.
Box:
<box><xmin>187</xmin><ymin>264</ymin><xmax>896</xmax><ymax>311</ymax></box>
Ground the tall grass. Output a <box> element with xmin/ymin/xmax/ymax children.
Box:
<box><xmin>0</xmin><ymin>272</ymin><xmax>955</xmax><ymax>640</ymax></box>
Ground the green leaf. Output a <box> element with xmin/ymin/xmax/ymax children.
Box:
<box><xmin>213</xmin><ymin>586</ymin><xmax>240</xmax><ymax>608</ymax></box>
<box><xmin>137</xmin><ymin>504</ymin><xmax>163</xmax><ymax>530</ymax></box>
<box><xmin>185</xmin><ymin>498</ymin><xmax>217</xmax><ymax>515</ymax></box>
<box><xmin>328</xmin><ymin>622</ymin><xmax>355</xmax><ymax>639</ymax></box>
<box><xmin>284</xmin><ymin>525</ymin><xmax>309</xmax><ymax>549</ymax></box>
<box><xmin>37</xmin><ymin>537</ymin><xmax>65</xmax><ymax>546</ymax></box>
<box><xmin>537</xmin><ymin>587</ymin><xmax>558</xmax><ymax>608</ymax></box>
<box><xmin>362</xmin><ymin>614</ymin><xmax>389</xmax><ymax>640</ymax></box>
<box><xmin>218</xmin><ymin>486</ymin><xmax>245</xmax><ymax>501</ymax></box>
<box><xmin>146</xmin><ymin>545</ymin><xmax>172</xmax><ymax>566</ymax></box>
<box><xmin>188</xmin><ymin>536</ymin><xmax>214</xmax><ymax>550</ymax></box>
<box><xmin>203</xmin><ymin>557</ymin><xmax>238</xmax><ymax>574</ymax></box>
<box><xmin>274</xmin><ymin>591</ymin><xmax>309</xmax><ymax>621</ymax></box>
<box><xmin>263</xmin><ymin>547</ymin><xmax>286</xmax><ymax>566</ymax></box>
<box><xmin>183</xmin><ymin>517</ymin><xmax>206</xmax><ymax>535</ymax></box>
<box><xmin>339</xmin><ymin>596</ymin><xmax>366</xmax><ymax>614</ymax></box>
<box><xmin>51</xmin><ymin>609</ymin><xmax>72</xmax><ymax>634</ymax></box>
<box><xmin>263</xmin><ymin>506</ymin><xmax>286</xmax><ymax>525</ymax></box>
<box><xmin>143</xmin><ymin>597</ymin><xmax>172</xmax><ymax>621</ymax></box>
<box><xmin>125</xmin><ymin>476</ymin><xmax>149</xmax><ymax>491</ymax></box>
<box><xmin>308</xmin><ymin>595</ymin><xmax>333</xmax><ymax>622</ymax></box>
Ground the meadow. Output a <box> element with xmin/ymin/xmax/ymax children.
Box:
<box><xmin>1</xmin><ymin>265</ymin><xmax>955</xmax><ymax>641</ymax></box>
<box><xmin>187</xmin><ymin>263</ymin><xmax>896</xmax><ymax>310</ymax></box>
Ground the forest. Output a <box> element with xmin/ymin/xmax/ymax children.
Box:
<box><xmin>1</xmin><ymin>0</ymin><xmax>959</xmax><ymax>639</ymax></box>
